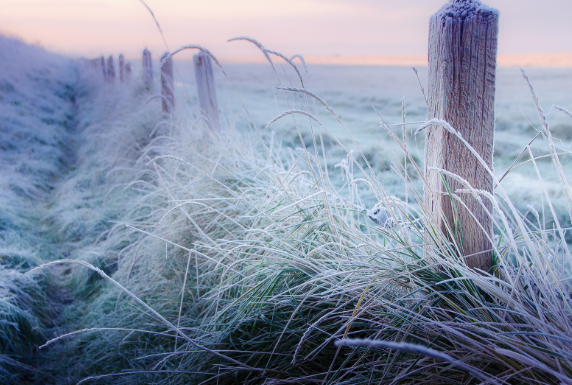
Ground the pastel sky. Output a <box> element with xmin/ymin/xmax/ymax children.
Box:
<box><xmin>2</xmin><ymin>0</ymin><xmax>571</xmax><ymax>64</ymax></box>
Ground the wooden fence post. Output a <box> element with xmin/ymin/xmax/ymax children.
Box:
<box><xmin>424</xmin><ymin>0</ymin><xmax>499</xmax><ymax>271</ymax></box>
<box><xmin>99</xmin><ymin>56</ymin><xmax>106</xmax><ymax>80</ymax></box>
<box><xmin>119</xmin><ymin>54</ymin><xmax>125</xmax><ymax>82</ymax></box>
<box><xmin>160</xmin><ymin>52</ymin><xmax>174</xmax><ymax>113</ymax></box>
<box><xmin>143</xmin><ymin>49</ymin><xmax>153</xmax><ymax>90</ymax></box>
<box><xmin>125</xmin><ymin>63</ymin><xmax>132</xmax><ymax>82</ymax></box>
<box><xmin>106</xmin><ymin>55</ymin><xmax>115</xmax><ymax>83</ymax></box>
<box><xmin>193</xmin><ymin>52</ymin><xmax>219</xmax><ymax>130</ymax></box>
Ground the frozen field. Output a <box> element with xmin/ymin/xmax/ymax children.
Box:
<box><xmin>3</xmin><ymin>34</ymin><xmax>572</xmax><ymax>383</ymax></box>
<box><xmin>128</xmin><ymin>58</ymin><xmax>572</xmax><ymax>212</ymax></box>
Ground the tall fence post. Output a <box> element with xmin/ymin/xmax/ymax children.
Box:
<box><xmin>424</xmin><ymin>0</ymin><xmax>499</xmax><ymax>272</ymax></box>
<box><xmin>143</xmin><ymin>48</ymin><xmax>153</xmax><ymax>90</ymax></box>
<box><xmin>193</xmin><ymin>52</ymin><xmax>219</xmax><ymax>130</ymax></box>
<box><xmin>160</xmin><ymin>52</ymin><xmax>174</xmax><ymax>113</ymax></box>
<box><xmin>119</xmin><ymin>54</ymin><xmax>125</xmax><ymax>82</ymax></box>
<box><xmin>106</xmin><ymin>55</ymin><xmax>115</xmax><ymax>83</ymax></box>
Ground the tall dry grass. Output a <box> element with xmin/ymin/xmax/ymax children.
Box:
<box><xmin>27</xmin><ymin>39</ymin><xmax>572</xmax><ymax>385</ymax></box>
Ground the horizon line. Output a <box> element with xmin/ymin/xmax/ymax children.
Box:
<box><xmin>80</xmin><ymin>51</ymin><xmax>572</xmax><ymax>68</ymax></box>
<box><xmin>111</xmin><ymin>52</ymin><xmax>571</xmax><ymax>68</ymax></box>
<box><xmin>215</xmin><ymin>52</ymin><xmax>572</xmax><ymax>67</ymax></box>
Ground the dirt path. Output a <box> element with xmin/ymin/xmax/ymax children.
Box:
<box><xmin>0</xmin><ymin>38</ymin><xmax>128</xmax><ymax>382</ymax></box>
<box><xmin>14</xmin><ymin>57</ymin><xmax>157</xmax><ymax>384</ymax></box>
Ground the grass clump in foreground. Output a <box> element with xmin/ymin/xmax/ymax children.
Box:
<box><xmin>34</xmin><ymin>46</ymin><xmax>572</xmax><ymax>384</ymax></box>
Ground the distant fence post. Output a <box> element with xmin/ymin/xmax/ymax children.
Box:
<box><xmin>424</xmin><ymin>0</ymin><xmax>499</xmax><ymax>272</ymax></box>
<box><xmin>143</xmin><ymin>49</ymin><xmax>153</xmax><ymax>90</ymax></box>
<box><xmin>99</xmin><ymin>56</ymin><xmax>106</xmax><ymax>80</ymax></box>
<box><xmin>106</xmin><ymin>55</ymin><xmax>115</xmax><ymax>83</ymax></box>
<box><xmin>119</xmin><ymin>54</ymin><xmax>125</xmax><ymax>82</ymax></box>
<box><xmin>160</xmin><ymin>52</ymin><xmax>174</xmax><ymax>113</ymax></box>
<box><xmin>125</xmin><ymin>63</ymin><xmax>132</xmax><ymax>82</ymax></box>
<box><xmin>193</xmin><ymin>52</ymin><xmax>219</xmax><ymax>130</ymax></box>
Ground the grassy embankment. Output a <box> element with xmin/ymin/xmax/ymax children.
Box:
<box><xmin>2</xmin><ymin>34</ymin><xmax>572</xmax><ymax>384</ymax></box>
<box><xmin>0</xmin><ymin>35</ymin><xmax>77</xmax><ymax>383</ymax></box>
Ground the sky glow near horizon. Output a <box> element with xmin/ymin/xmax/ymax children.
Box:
<box><xmin>1</xmin><ymin>0</ymin><xmax>571</xmax><ymax>64</ymax></box>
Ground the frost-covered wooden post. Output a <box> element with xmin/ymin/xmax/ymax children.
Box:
<box><xmin>142</xmin><ymin>48</ymin><xmax>153</xmax><ymax>90</ymax></box>
<box><xmin>424</xmin><ymin>0</ymin><xmax>499</xmax><ymax>271</ymax></box>
<box><xmin>193</xmin><ymin>52</ymin><xmax>219</xmax><ymax>130</ymax></box>
<box><xmin>106</xmin><ymin>55</ymin><xmax>115</xmax><ymax>83</ymax></box>
<box><xmin>125</xmin><ymin>63</ymin><xmax>132</xmax><ymax>82</ymax></box>
<box><xmin>160</xmin><ymin>52</ymin><xmax>174</xmax><ymax>113</ymax></box>
<box><xmin>99</xmin><ymin>56</ymin><xmax>106</xmax><ymax>80</ymax></box>
<box><xmin>119</xmin><ymin>54</ymin><xmax>125</xmax><ymax>82</ymax></box>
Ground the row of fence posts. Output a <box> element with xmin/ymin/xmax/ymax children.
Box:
<box><xmin>85</xmin><ymin>49</ymin><xmax>219</xmax><ymax>129</ymax></box>
<box><xmin>86</xmin><ymin>55</ymin><xmax>132</xmax><ymax>83</ymax></box>
<box><xmin>147</xmin><ymin>0</ymin><xmax>493</xmax><ymax>273</ymax></box>
<box><xmin>81</xmin><ymin>0</ymin><xmax>497</xmax><ymax>273</ymax></box>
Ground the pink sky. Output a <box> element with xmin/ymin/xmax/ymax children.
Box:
<box><xmin>2</xmin><ymin>0</ymin><xmax>572</xmax><ymax>66</ymax></box>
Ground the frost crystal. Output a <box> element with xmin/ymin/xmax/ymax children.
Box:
<box><xmin>435</xmin><ymin>0</ymin><xmax>498</xmax><ymax>20</ymax></box>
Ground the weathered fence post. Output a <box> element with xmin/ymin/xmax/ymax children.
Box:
<box><xmin>193</xmin><ymin>52</ymin><xmax>219</xmax><ymax>130</ymax></box>
<box><xmin>142</xmin><ymin>48</ymin><xmax>153</xmax><ymax>90</ymax></box>
<box><xmin>99</xmin><ymin>56</ymin><xmax>106</xmax><ymax>80</ymax></box>
<box><xmin>106</xmin><ymin>55</ymin><xmax>115</xmax><ymax>83</ymax></box>
<box><xmin>119</xmin><ymin>54</ymin><xmax>125</xmax><ymax>82</ymax></box>
<box><xmin>160</xmin><ymin>52</ymin><xmax>174</xmax><ymax>113</ymax></box>
<box><xmin>424</xmin><ymin>0</ymin><xmax>499</xmax><ymax>271</ymax></box>
<box><xmin>125</xmin><ymin>63</ymin><xmax>132</xmax><ymax>82</ymax></box>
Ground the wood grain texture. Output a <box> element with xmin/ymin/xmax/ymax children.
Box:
<box><xmin>424</xmin><ymin>0</ymin><xmax>499</xmax><ymax>271</ymax></box>
<box><xmin>193</xmin><ymin>52</ymin><xmax>220</xmax><ymax>130</ymax></box>
<box><xmin>119</xmin><ymin>54</ymin><xmax>125</xmax><ymax>83</ymax></box>
<box><xmin>160</xmin><ymin>52</ymin><xmax>174</xmax><ymax>113</ymax></box>
<box><xmin>106</xmin><ymin>55</ymin><xmax>115</xmax><ymax>83</ymax></box>
<box><xmin>142</xmin><ymin>49</ymin><xmax>153</xmax><ymax>90</ymax></box>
